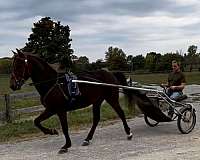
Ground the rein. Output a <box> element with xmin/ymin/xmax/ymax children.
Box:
<box><xmin>27</xmin><ymin>75</ymin><xmax>102</xmax><ymax>86</ymax></box>
<box><xmin>27</xmin><ymin>75</ymin><xmax>66</xmax><ymax>86</ymax></box>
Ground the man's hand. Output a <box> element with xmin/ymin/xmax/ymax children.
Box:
<box><xmin>160</xmin><ymin>83</ymin><xmax>168</xmax><ymax>88</ymax></box>
<box><xmin>169</xmin><ymin>86</ymin><xmax>176</xmax><ymax>90</ymax></box>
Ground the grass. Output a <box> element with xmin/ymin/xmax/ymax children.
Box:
<box><xmin>0</xmin><ymin>74</ymin><xmax>35</xmax><ymax>94</ymax></box>
<box><xmin>0</xmin><ymin>74</ymin><xmax>10</xmax><ymax>94</ymax></box>
<box><xmin>0</xmin><ymin>98</ymin><xmax>134</xmax><ymax>142</ymax></box>
<box><xmin>184</xmin><ymin>72</ymin><xmax>200</xmax><ymax>84</ymax></box>
<box><xmin>131</xmin><ymin>71</ymin><xmax>200</xmax><ymax>85</ymax></box>
<box><xmin>0</xmin><ymin>74</ymin><xmax>39</xmax><ymax>110</ymax></box>
<box><xmin>12</xmin><ymin>97</ymin><xmax>40</xmax><ymax>109</ymax></box>
<box><xmin>0</xmin><ymin>120</ymin><xmax>40</xmax><ymax>142</ymax></box>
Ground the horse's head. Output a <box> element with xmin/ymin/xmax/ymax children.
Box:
<box><xmin>10</xmin><ymin>49</ymin><xmax>32</xmax><ymax>90</ymax></box>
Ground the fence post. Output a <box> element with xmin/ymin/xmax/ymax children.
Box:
<box><xmin>5</xmin><ymin>94</ymin><xmax>12</xmax><ymax>123</ymax></box>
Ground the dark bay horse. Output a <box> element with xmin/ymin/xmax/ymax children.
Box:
<box><xmin>10</xmin><ymin>50</ymin><xmax>133</xmax><ymax>154</ymax></box>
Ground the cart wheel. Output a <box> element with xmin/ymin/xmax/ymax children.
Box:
<box><xmin>177</xmin><ymin>105</ymin><xmax>196</xmax><ymax>134</ymax></box>
<box><xmin>144</xmin><ymin>114</ymin><xmax>159</xmax><ymax>127</ymax></box>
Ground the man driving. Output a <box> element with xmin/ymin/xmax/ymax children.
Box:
<box><xmin>161</xmin><ymin>60</ymin><xmax>186</xmax><ymax>118</ymax></box>
<box><xmin>162</xmin><ymin>60</ymin><xmax>186</xmax><ymax>100</ymax></box>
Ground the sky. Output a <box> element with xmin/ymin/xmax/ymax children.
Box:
<box><xmin>1</xmin><ymin>0</ymin><xmax>200</xmax><ymax>62</ymax></box>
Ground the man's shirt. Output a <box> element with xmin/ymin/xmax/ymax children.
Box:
<box><xmin>168</xmin><ymin>71</ymin><xmax>186</xmax><ymax>91</ymax></box>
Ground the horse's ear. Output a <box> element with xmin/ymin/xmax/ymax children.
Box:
<box><xmin>16</xmin><ymin>48</ymin><xmax>20</xmax><ymax>53</ymax></box>
<box><xmin>11</xmin><ymin>50</ymin><xmax>17</xmax><ymax>55</ymax></box>
<box><xmin>16</xmin><ymin>48</ymin><xmax>24</xmax><ymax>57</ymax></box>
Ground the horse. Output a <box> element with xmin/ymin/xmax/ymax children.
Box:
<box><xmin>10</xmin><ymin>49</ymin><xmax>134</xmax><ymax>154</ymax></box>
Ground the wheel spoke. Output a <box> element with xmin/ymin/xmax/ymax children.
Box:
<box><xmin>177</xmin><ymin>106</ymin><xmax>196</xmax><ymax>134</ymax></box>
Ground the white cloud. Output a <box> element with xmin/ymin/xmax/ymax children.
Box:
<box><xmin>0</xmin><ymin>0</ymin><xmax>200</xmax><ymax>62</ymax></box>
<box><xmin>172</xmin><ymin>0</ymin><xmax>199</xmax><ymax>6</ymax></box>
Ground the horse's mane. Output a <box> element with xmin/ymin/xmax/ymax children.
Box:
<box><xmin>27</xmin><ymin>53</ymin><xmax>57</xmax><ymax>73</ymax></box>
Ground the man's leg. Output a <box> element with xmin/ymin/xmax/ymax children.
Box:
<box><xmin>168</xmin><ymin>92</ymin><xmax>183</xmax><ymax>118</ymax></box>
<box><xmin>170</xmin><ymin>92</ymin><xmax>183</xmax><ymax>100</ymax></box>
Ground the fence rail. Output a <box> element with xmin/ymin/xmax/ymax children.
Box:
<box><xmin>0</xmin><ymin>91</ymin><xmax>43</xmax><ymax>123</ymax></box>
<box><xmin>10</xmin><ymin>91</ymin><xmax>39</xmax><ymax>99</ymax></box>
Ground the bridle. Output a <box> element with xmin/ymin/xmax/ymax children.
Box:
<box><xmin>11</xmin><ymin>55</ymin><xmax>31</xmax><ymax>89</ymax></box>
<box><xmin>11</xmin><ymin>53</ymin><xmax>67</xmax><ymax>88</ymax></box>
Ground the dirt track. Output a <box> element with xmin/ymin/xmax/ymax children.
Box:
<box><xmin>0</xmin><ymin>85</ymin><xmax>200</xmax><ymax>160</ymax></box>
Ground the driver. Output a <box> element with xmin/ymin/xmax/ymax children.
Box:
<box><xmin>161</xmin><ymin>60</ymin><xmax>186</xmax><ymax>118</ymax></box>
<box><xmin>161</xmin><ymin>60</ymin><xmax>186</xmax><ymax>100</ymax></box>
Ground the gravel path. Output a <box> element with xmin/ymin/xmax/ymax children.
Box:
<box><xmin>0</xmin><ymin>85</ymin><xmax>200</xmax><ymax>160</ymax></box>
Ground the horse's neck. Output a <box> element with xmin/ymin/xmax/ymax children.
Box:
<box><xmin>29</xmin><ymin>56</ymin><xmax>58</xmax><ymax>97</ymax></box>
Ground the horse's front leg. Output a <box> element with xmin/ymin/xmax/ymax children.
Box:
<box><xmin>34</xmin><ymin>108</ymin><xmax>58</xmax><ymax>135</ymax></box>
<box><xmin>57</xmin><ymin>112</ymin><xmax>71</xmax><ymax>154</ymax></box>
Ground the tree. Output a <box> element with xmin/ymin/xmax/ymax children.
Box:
<box><xmin>127</xmin><ymin>55</ymin><xmax>133</xmax><ymax>64</ymax></box>
<box><xmin>77</xmin><ymin>56</ymin><xmax>89</xmax><ymax>64</ymax></box>
<box><xmin>132</xmin><ymin>55</ymin><xmax>145</xmax><ymax>70</ymax></box>
<box><xmin>105</xmin><ymin>46</ymin><xmax>127</xmax><ymax>70</ymax></box>
<box><xmin>188</xmin><ymin>45</ymin><xmax>197</xmax><ymax>56</ymax></box>
<box><xmin>71</xmin><ymin>56</ymin><xmax>90</xmax><ymax>72</ymax></box>
<box><xmin>127</xmin><ymin>55</ymin><xmax>134</xmax><ymax>71</ymax></box>
<box><xmin>159</xmin><ymin>53</ymin><xmax>184</xmax><ymax>72</ymax></box>
<box><xmin>23</xmin><ymin>17</ymin><xmax>74</xmax><ymax>69</ymax></box>
<box><xmin>145</xmin><ymin>52</ymin><xmax>157</xmax><ymax>72</ymax></box>
<box><xmin>187</xmin><ymin>45</ymin><xmax>198</xmax><ymax>72</ymax></box>
<box><xmin>87</xmin><ymin>59</ymin><xmax>107</xmax><ymax>71</ymax></box>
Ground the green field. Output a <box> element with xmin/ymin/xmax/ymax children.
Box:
<box><xmin>0</xmin><ymin>74</ymin><xmax>35</xmax><ymax>94</ymax></box>
<box><xmin>129</xmin><ymin>71</ymin><xmax>200</xmax><ymax>85</ymax></box>
<box><xmin>0</xmin><ymin>74</ymin><xmax>38</xmax><ymax>110</ymax></box>
<box><xmin>0</xmin><ymin>74</ymin><xmax>10</xmax><ymax>94</ymax></box>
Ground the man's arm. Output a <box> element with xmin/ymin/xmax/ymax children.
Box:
<box><xmin>170</xmin><ymin>82</ymin><xmax>185</xmax><ymax>91</ymax></box>
<box><xmin>160</xmin><ymin>83</ymin><xmax>169</xmax><ymax>87</ymax></box>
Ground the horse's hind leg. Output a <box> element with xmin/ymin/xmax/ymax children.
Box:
<box><xmin>34</xmin><ymin>108</ymin><xmax>58</xmax><ymax>135</ymax></box>
<box><xmin>82</xmin><ymin>99</ymin><xmax>103</xmax><ymax>146</ymax></box>
<box><xmin>106</xmin><ymin>97</ymin><xmax>133</xmax><ymax>140</ymax></box>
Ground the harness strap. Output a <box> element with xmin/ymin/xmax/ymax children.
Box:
<box><xmin>42</xmin><ymin>84</ymin><xmax>57</xmax><ymax>106</ymax></box>
<box><xmin>57</xmin><ymin>83</ymin><xmax>69</xmax><ymax>101</ymax></box>
<box><xmin>42</xmin><ymin>83</ymin><xmax>69</xmax><ymax>106</ymax></box>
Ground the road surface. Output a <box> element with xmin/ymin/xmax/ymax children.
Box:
<box><xmin>0</xmin><ymin>85</ymin><xmax>200</xmax><ymax>160</ymax></box>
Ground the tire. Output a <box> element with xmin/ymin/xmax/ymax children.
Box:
<box><xmin>144</xmin><ymin>114</ymin><xmax>159</xmax><ymax>127</ymax></box>
<box><xmin>177</xmin><ymin>106</ymin><xmax>196</xmax><ymax>134</ymax></box>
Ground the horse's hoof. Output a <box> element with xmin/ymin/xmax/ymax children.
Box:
<box><xmin>127</xmin><ymin>132</ymin><xmax>133</xmax><ymax>140</ymax></box>
<box><xmin>82</xmin><ymin>140</ymin><xmax>90</xmax><ymax>146</ymax></box>
<box><xmin>58</xmin><ymin>148</ymin><xmax>68</xmax><ymax>154</ymax></box>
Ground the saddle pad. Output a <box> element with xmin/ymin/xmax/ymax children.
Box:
<box><xmin>65</xmin><ymin>73</ymin><xmax>81</xmax><ymax>97</ymax></box>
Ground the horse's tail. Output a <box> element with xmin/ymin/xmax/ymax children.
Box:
<box><xmin>112</xmin><ymin>72</ymin><xmax>135</xmax><ymax>113</ymax></box>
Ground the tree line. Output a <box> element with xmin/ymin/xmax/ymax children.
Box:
<box><xmin>0</xmin><ymin>17</ymin><xmax>200</xmax><ymax>74</ymax></box>
<box><xmin>101</xmin><ymin>45</ymin><xmax>200</xmax><ymax>73</ymax></box>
